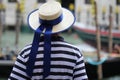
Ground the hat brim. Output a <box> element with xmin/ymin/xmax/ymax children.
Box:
<box><xmin>27</xmin><ymin>8</ymin><xmax>75</xmax><ymax>34</ymax></box>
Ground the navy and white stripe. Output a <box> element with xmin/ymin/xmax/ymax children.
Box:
<box><xmin>8</xmin><ymin>36</ymin><xmax>88</xmax><ymax>80</ymax></box>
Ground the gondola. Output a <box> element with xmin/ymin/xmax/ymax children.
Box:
<box><xmin>73</xmin><ymin>22</ymin><xmax>120</xmax><ymax>52</ymax></box>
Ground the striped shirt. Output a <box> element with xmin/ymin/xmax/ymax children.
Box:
<box><xmin>8</xmin><ymin>36</ymin><xmax>88</xmax><ymax>80</ymax></box>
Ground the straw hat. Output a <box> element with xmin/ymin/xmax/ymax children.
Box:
<box><xmin>27</xmin><ymin>1</ymin><xmax>75</xmax><ymax>34</ymax></box>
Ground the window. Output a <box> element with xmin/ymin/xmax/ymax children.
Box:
<box><xmin>85</xmin><ymin>0</ymin><xmax>92</xmax><ymax>4</ymax></box>
<box><xmin>37</xmin><ymin>0</ymin><xmax>46</xmax><ymax>3</ymax></box>
<box><xmin>116</xmin><ymin>0</ymin><xmax>120</xmax><ymax>5</ymax></box>
<box><xmin>8</xmin><ymin>0</ymin><xmax>17</xmax><ymax>3</ymax></box>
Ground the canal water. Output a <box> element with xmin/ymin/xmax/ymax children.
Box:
<box><xmin>0</xmin><ymin>30</ymin><xmax>120</xmax><ymax>80</ymax></box>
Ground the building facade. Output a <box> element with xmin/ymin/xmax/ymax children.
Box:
<box><xmin>75</xmin><ymin>0</ymin><xmax>120</xmax><ymax>27</ymax></box>
<box><xmin>0</xmin><ymin>0</ymin><xmax>120</xmax><ymax>28</ymax></box>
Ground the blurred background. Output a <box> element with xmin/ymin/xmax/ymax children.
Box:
<box><xmin>0</xmin><ymin>0</ymin><xmax>120</xmax><ymax>80</ymax></box>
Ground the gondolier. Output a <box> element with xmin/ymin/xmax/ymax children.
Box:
<box><xmin>8</xmin><ymin>1</ymin><xmax>88</xmax><ymax>80</ymax></box>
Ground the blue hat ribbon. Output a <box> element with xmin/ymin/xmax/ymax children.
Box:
<box><xmin>26</xmin><ymin>14</ymin><xmax>63</xmax><ymax>79</ymax></box>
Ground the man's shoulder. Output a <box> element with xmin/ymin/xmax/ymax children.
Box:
<box><xmin>18</xmin><ymin>44</ymin><xmax>32</xmax><ymax>58</ymax></box>
<box><xmin>53</xmin><ymin>41</ymin><xmax>80</xmax><ymax>51</ymax></box>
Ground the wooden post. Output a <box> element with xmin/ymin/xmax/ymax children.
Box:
<box><xmin>0</xmin><ymin>9</ymin><xmax>2</xmax><ymax>44</ymax></box>
<box><xmin>94</xmin><ymin>1</ymin><xmax>103</xmax><ymax>80</ymax></box>
<box><xmin>115</xmin><ymin>6</ymin><xmax>119</xmax><ymax>29</ymax></box>
<box><xmin>86</xmin><ymin>9</ymin><xmax>90</xmax><ymax>25</ymax></box>
<box><xmin>15</xmin><ymin>1</ymin><xmax>21</xmax><ymax>49</ymax></box>
<box><xmin>102</xmin><ymin>6</ymin><xmax>106</xmax><ymax>23</ymax></box>
<box><xmin>108</xmin><ymin>6</ymin><xmax>113</xmax><ymax>54</ymax></box>
<box><xmin>0</xmin><ymin>0</ymin><xmax>3</xmax><ymax>44</ymax></box>
<box><xmin>77</xmin><ymin>6</ymin><xmax>81</xmax><ymax>22</ymax></box>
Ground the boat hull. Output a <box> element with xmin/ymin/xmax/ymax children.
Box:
<box><xmin>74</xmin><ymin>27</ymin><xmax>120</xmax><ymax>44</ymax></box>
<box><xmin>73</xmin><ymin>22</ymin><xmax>120</xmax><ymax>52</ymax></box>
<box><xmin>73</xmin><ymin>22</ymin><xmax>120</xmax><ymax>44</ymax></box>
<box><xmin>86</xmin><ymin>58</ymin><xmax>120</xmax><ymax>80</ymax></box>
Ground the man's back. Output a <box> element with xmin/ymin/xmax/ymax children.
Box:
<box><xmin>9</xmin><ymin>36</ymin><xmax>88</xmax><ymax>80</ymax></box>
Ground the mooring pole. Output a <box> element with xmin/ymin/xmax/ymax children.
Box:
<box><xmin>0</xmin><ymin>0</ymin><xmax>3</xmax><ymax>44</ymax></box>
<box><xmin>94</xmin><ymin>1</ymin><xmax>103</xmax><ymax>80</ymax></box>
<box><xmin>15</xmin><ymin>1</ymin><xmax>21</xmax><ymax>49</ymax></box>
<box><xmin>0</xmin><ymin>8</ymin><xmax>2</xmax><ymax>45</ymax></box>
<box><xmin>108</xmin><ymin>6</ymin><xmax>113</xmax><ymax>54</ymax></box>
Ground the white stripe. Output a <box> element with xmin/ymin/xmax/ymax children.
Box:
<box><xmin>39</xmin><ymin>41</ymin><xmax>79</xmax><ymax>48</ymax></box>
<box><xmin>74</xmin><ymin>69</ymin><xmax>86</xmax><ymax>75</ymax></box>
<box><xmin>36</xmin><ymin>54</ymin><xmax>43</xmax><ymax>58</ymax></box>
<box><xmin>77</xmin><ymin>56</ymin><xmax>84</xmax><ymax>62</ymax></box>
<box><xmin>37</xmin><ymin>45</ymin><xmax>78</xmax><ymax>53</ymax></box>
<box><xmin>46</xmin><ymin>75</ymin><xmax>72</xmax><ymax>80</ymax></box>
<box><xmin>13</xmin><ymin>67</ymin><xmax>27</xmax><ymax>77</ymax></box>
<box><xmin>74</xmin><ymin>75</ymin><xmax>88</xmax><ymax>80</ymax></box>
<box><xmin>38</xmin><ymin>47</ymin><xmax>44</xmax><ymax>51</ymax></box>
<box><xmin>35</xmin><ymin>60</ymin><xmax>75</xmax><ymax>66</ymax></box>
<box><xmin>39</xmin><ymin>41</ymin><xmax>78</xmax><ymax>48</ymax></box>
<box><xmin>15</xmin><ymin>61</ymin><xmax>26</xmax><ymax>69</ymax></box>
<box><xmin>51</xmin><ymin>61</ymin><xmax>75</xmax><ymax>66</ymax></box>
<box><xmin>17</xmin><ymin>55</ymin><xmax>26</xmax><ymax>62</ymax></box>
<box><xmin>32</xmin><ymin>75</ymin><xmax>42</xmax><ymax>80</ymax></box>
<box><xmin>33</xmin><ymin>68</ymin><xmax>43</xmax><ymax>73</ymax></box>
<box><xmin>10</xmin><ymin>73</ymin><xmax>26</xmax><ymax>80</ymax></box>
<box><xmin>32</xmin><ymin>74</ymin><xmax>72</xmax><ymax>80</ymax></box>
<box><xmin>76</xmin><ymin>62</ymin><xmax>85</xmax><ymax>69</ymax></box>
<box><xmin>51</xmin><ymin>68</ymin><xmax>73</xmax><ymax>73</ymax></box>
<box><xmin>51</xmin><ymin>53</ymin><xmax>75</xmax><ymax>59</ymax></box>
<box><xmin>35</xmin><ymin>61</ymin><xmax>43</xmax><ymax>65</ymax></box>
<box><xmin>52</xmin><ymin>41</ymin><xmax>77</xmax><ymax>48</ymax></box>
<box><xmin>22</xmin><ymin>50</ymin><xmax>30</xmax><ymax>57</ymax></box>
<box><xmin>51</xmin><ymin>47</ymin><xmax>74</xmax><ymax>52</ymax></box>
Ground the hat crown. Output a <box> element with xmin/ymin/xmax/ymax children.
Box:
<box><xmin>38</xmin><ymin>1</ymin><xmax>62</xmax><ymax>20</ymax></box>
